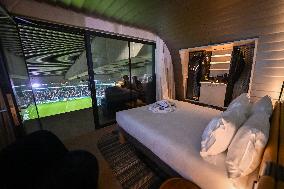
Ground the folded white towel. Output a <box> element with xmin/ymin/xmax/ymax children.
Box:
<box><xmin>148</xmin><ymin>100</ymin><xmax>176</xmax><ymax>113</ymax></box>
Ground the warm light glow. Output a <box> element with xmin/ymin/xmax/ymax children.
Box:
<box><xmin>211</xmin><ymin>54</ymin><xmax>231</xmax><ymax>58</ymax></box>
<box><xmin>209</xmin><ymin>69</ymin><xmax>229</xmax><ymax>71</ymax></box>
<box><xmin>210</xmin><ymin>61</ymin><xmax>231</xmax><ymax>64</ymax></box>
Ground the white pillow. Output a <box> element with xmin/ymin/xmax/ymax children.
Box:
<box><xmin>251</xmin><ymin>95</ymin><xmax>273</xmax><ymax>116</ymax></box>
<box><xmin>226</xmin><ymin>112</ymin><xmax>270</xmax><ymax>178</ymax></box>
<box><xmin>227</xmin><ymin>93</ymin><xmax>251</xmax><ymax>116</ymax></box>
<box><xmin>227</xmin><ymin>93</ymin><xmax>250</xmax><ymax>110</ymax></box>
<box><xmin>200</xmin><ymin>106</ymin><xmax>248</xmax><ymax>157</ymax></box>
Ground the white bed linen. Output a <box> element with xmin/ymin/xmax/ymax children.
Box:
<box><xmin>116</xmin><ymin>100</ymin><xmax>255</xmax><ymax>189</ymax></box>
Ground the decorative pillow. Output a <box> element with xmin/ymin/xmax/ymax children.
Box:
<box><xmin>251</xmin><ymin>95</ymin><xmax>273</xmax><ymax>116</ymax></box>
<box><xmin>200</xmin><ymin>106</ymin><xmax>248</xmax><ymax>157</ymax></box>
<box><xmin>226</xmin><ymin>112</ymin><xmax>270</xmax><ymax>178</ymax></box>
<box><xmin>227</xmin><ymin>93</ymin><xmax>251</xmax><ymax>116</ymax></box>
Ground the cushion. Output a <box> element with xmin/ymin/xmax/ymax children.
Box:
<box><xmin>226</xmin><ymin>112</ymin><xmax>270</xmax><ymax>178</ymax></box>
<box><xmin>200</xmin><ymin>106</ymin><xmax>248</xmax><ymax>157</ymax></box>
<box><xmin>251</xmin><ymin>95</ymin><xmax>273</xmax><ymax>116</ymax></box>
<box><xmin>227</xmin><ymin>93</ymin><xmax>251</xmax><ymax>116</ymax></box>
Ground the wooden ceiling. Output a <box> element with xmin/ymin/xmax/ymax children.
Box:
<box><xmin>39</xmin><ymin>0</ymin><xmax>258</xmax><ymax>57</ymax></box>
<box><xmin>40</xmin><ymin>0</ymin><xmax>204</xmax><ymax>47</ymax></box>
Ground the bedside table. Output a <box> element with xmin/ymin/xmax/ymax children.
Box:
<box><xmin>160</xmin><ymin>178</ymin><xmax>201</xmax><ymax>189</ymax></box>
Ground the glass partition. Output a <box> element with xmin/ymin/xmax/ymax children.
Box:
<box><xmin>0</xmin><ymin>8</ymin><xmax>40</xmax><ymax>132</ymax></box>
<box><xmin>90</xmin><ymin>36</ymin><xmax>131</xmax><ymax>125</ymax></box>
<box><xmin>2</xmin><ymin>14</ymin><xmax>156</xmax><ymax>130</ymax></box>
<box><xmin>90</xmin><ymin>37</ymin><xmax>155</xmax><ymax>126</ymax></box>
<box><xmin>14</xmin><ymin>20</ymin><xmax>95</xmax><ymax>138</ymax></box>
<box><xmin>130</xmin><ymin>42</ymin><xmax>155</xmax><ymax>104</ymax></box>
<box><xmin>16</xmin><ymin>23</ymin><xmax>93</xmax><ymax>119</ymax></box>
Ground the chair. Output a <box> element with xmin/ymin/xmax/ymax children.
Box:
<box><xmin>0</xmin><ymin>130</ymin><xmax>99</xmax><ymax>189</ymax></box>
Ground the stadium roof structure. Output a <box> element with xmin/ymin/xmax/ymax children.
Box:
<box><xmin>17</xmin><ymin>19</ymin><xmax>85</xmax><ymax>77</ymax></box>
<box><xmin>5</xmin><ymin>16</ymin><xmax>153</xmax><ymax>78</ymax></box>
<box><xmin>0</xmin><ymin>7</ymin><xmax>23</xmax><ymax>57</ymax></box>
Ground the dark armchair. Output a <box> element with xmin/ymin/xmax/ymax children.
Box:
<box><xmin>101</xmin><ymin>86</ymin><xmax>138</xmax><ymax>116</ymax></box>
<box><xmin>0</xmin><ymin>130</ymin><xmax>99</xmax><ymax>189</ymax></box>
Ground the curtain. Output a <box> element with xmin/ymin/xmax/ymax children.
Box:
<box><xmin>231</xmin><ymin>44</ymin><xmax>255</xmax><ymax>99</ymax></box>
<box><xmin>186</xmin><ymin>51</ymin><xmax>204</xmax><ymax>100</ymax></box>
<box><xmin>155</xmin><ymin>37</ymin><xmax>175</xmax><ymax>100</ymax></box>
<box><xmin>224</xmin><ymin>47</ymin><xmax>246</xmax><ymax>106</ymax></box>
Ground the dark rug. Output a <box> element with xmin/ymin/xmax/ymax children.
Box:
<box><xmin>97</xmin><ymin>131</ymin><xmax>163</xmax><ymax>189</ymax></box>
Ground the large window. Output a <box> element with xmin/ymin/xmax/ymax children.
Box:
<box><xmin>0</xmin><ymin>9</ymin><xmax>40</xmax><ymax>132</ymax></box>
<box><xmin>90</xmin><ymin>37</ymin><xmax>155</xmax><ymax>126</ymax></box>
<box><xmin>15</xmin><ymin>22</ymin><xmax>93</xmax><ymax>121</ymax></box>
<box><xmin>0</xmin><ymin>16</ymin><xmax>156</xmax><ymax>131</ymax></box>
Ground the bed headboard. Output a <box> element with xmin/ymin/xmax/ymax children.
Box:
<box><xmin>276</xmin><ymin>102</ymin><xmax>284</xmax><ymax>189</ymax></box>
<box><xmin>257</xmin><ymin>101</ymin><xmax>283</xmax><ymax>189</ymax></box>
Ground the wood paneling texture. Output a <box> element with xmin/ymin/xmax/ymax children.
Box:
<box><xmin>4</xmin><ymin>0</ymin><xmax>284</xmax><ymax>100</ymax></box>
<box><xmin>167</xmin><ymin>0</ymin><xmax>284</xmax><ymax>101</ymax></box>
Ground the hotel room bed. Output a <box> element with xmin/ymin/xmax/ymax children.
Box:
<box><xmin>116</xmin><ymin>100</ymin><xmax>257</xmax><ymax>189</ymax></box>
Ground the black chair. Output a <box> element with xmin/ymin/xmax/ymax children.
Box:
<box><xmin>101</xmin><ymin>86</ymin><xmax>138</xmax><ymax>116</ymax></box>
<box><xmin>0</xmin><ymin>130</ymin><xmax>99</xmax><ymax>189</ymax></box>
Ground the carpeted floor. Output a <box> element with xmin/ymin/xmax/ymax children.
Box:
<box><xmin>97</xmin><ymin>131</ymin><xmax>163</xmax><ymax>189</ymax></box>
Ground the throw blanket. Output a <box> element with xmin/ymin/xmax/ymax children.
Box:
<box><xmin>148</xmin><ymin>100</ymin><xmax>176</xmax><ymax>113</ymax></box>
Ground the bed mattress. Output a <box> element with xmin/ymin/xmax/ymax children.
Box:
<box><xmin>116</xmin><ymin>100</ymin><xmax>256</xmax><ymax>189</ymax></box>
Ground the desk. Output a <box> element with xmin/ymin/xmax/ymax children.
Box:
<box><xmin>199</xmin><ymin>82</ymin><xmax>226</xmax><ymax>107</ymax></box>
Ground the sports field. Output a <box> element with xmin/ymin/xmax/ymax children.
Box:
<box><xmin>23</xmin><ymin>97</ymin><xmax>92</xmax><ymax>120</ymax></box>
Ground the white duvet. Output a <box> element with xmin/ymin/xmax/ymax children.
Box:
<box><xmin>116</xmin><ymin>100</ymin><xmax>256</xmax><ymax>189</ymax></box>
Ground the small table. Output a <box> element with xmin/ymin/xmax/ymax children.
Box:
<box><xmin>160</xmin><ymin>178</ymin><xmax>201</xmax><ymax>189</ymax></box>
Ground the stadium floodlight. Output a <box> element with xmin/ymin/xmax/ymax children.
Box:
<box><xmin>31</xmin><ymin>83</ymin><xmax>41</xmax><ymax>88</ymax></box>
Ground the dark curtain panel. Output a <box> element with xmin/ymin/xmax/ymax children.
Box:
<box><xmin>201</xmin><ymin>52</ymin><xmax>212</xmax><ymax>82</ymax></box>
<box><xmin>232</xmin><ymin>44</ymin><xmax>255</xmax><ymax>99</ymax></box>
<box><xmin>186</xmin><ymin>51</ymin><xmax>204</xmax><ymax>100</ymax></box>
<box><xmin>186</xmin><ymin>51</ymin><xmax>211</xmax><ymax>100</ymax></box>
<box><xmin>224</xmin><ymin>47</ymin><xmax>246</xmax><ymax>106</ymax></box>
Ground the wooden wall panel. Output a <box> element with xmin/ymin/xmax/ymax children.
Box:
<box><xmin>169</xmin><ymin>0</ymin><xmax>284</xmax><ymax>100</ymax></box>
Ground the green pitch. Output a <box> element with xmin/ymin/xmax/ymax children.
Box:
<box><xmin>23</xmin><ymin>97</ymin><xmax>92</xmax><ymax>120</ymax></box>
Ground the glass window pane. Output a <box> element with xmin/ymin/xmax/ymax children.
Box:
<box><xmin>130</xmin><ymin>42</ymin><xmax>155</xmax><ymax>104</ymax></box>
<box><xmin>91</xmin><ymin>36</ymin><xmax>131</xmax><ymax>125</ymax></box>
<box><xmin>0</xmin><ymin>11</ymin><xmax>40</xmax><ymax>132</ymax></box>
<box><xmin>16</xmin><ymin>20</ymin><xmax>95</xmax><ymax>138</ymax></box>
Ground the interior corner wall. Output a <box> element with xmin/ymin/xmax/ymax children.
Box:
<box><xmin>163</xmin><ymin>0</ymin><xmax>284</xmax><ymax>103</ymax></box>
